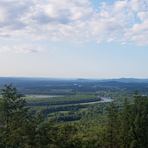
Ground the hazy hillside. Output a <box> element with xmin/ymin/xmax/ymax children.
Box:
<box><xmin>0</xmin><ymin>77</ymin><xmax>148</xmax><ymax>95</ymax></box>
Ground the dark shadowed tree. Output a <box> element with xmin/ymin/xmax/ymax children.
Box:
<box><xmin>0</xmin><ymin>84</ymin><xmax>29</xmax><ymax>147</ymax></box>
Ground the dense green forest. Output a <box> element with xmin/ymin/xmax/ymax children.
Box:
<box><xmin>0</xmin><ymin>85</ymin><xmax>148</xmax><ymax>148</ymax></box>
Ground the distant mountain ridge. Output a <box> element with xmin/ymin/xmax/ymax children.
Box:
<box><xmin>0</xmin><ymin>77</ymin><xmax>148</xmax><ymax>95</ymax></box>
<box><xmin>0</xmin><ymin>77</ymin><xmax>148</xmax><ymax>84</ymax></box>
<box><xmin>106</xmin><ymin>78</ymin><xmax>148</xmax><ymax>83</ymax></box>
<box><xmin>75</xmin><ymin>78</ymin><xmax>148</xmax><ymax>83</ymax></box>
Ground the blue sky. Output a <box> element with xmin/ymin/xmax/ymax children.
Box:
<box><xmin>0</xmin><ymin>0</ymin><xmax>148</xmax><ymax>78</ymax></box>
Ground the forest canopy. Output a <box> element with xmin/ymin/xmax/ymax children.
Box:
<box><xmin>0</xmin><ymin>85</ymin><xmax>148</xmax><ymax>148</ymax></box>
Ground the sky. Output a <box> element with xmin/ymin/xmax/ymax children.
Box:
<box><xmin>0</xmin><ymin>0</ymin><xmax>148</xmax><ymax>79</ymax></box>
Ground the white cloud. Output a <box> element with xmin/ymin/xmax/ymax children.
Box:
<box><xmin>0</xmin><ymin>7</ymin><xmax>7</xmax><ymax>22</ymax></box>
<box><xmin>138</xmin><ymin>11</ymin><xmax>148</xmax><ymax>21</ymax></box>
<box><xmin>0</xmin><ymin>0</ymin><xmax>147</xmax><ymax>49</ymax></box>
<box><xmin>0</xmin><ymin>44</ymin><xmax>41</xmax><ymax>54</ymax></box>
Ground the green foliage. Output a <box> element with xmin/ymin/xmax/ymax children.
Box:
<box><xmin>0</xmin><ymin>85</ymin><xmax>148</xmax><ymax>148</ymax></box>
<box><xmin>0</xmin><ymin>85</ymin><xmax>28</xmax><ymax>147</ymax></box>
<box><xmin>105</xmin><ymin>103</ymin><xmax>120</xmax><ymax>148</ymax></box>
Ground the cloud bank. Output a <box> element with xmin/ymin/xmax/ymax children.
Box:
<box><xmin>0</xmin><ymin>0</ymin><xmax>147</xmax><ymax>53</ymax></box>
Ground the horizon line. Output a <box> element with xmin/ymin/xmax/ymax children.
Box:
<box><xmin>0</xmin><ymin>76</ymin><xmax>148</xmax><ymax>80</ymax></box>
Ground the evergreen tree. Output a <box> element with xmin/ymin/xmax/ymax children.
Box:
<box><xmin>0</xmin><ymin>85</ymin><xmax>28</xmax><ymax>147</ymax></box>
<box><xmin>129</xmin><ymin>95</ymin><xmax>148</xmax><ymax>148</ymax></box>
<box><xmin>105</xmin><ymin>102</ymin><xmax>120</xmax><ymax>148</ymax></box>
<box><xmin>119</xmin><ymin>98</ymin><xmax>130</xmax><ymax>148</ymax></box>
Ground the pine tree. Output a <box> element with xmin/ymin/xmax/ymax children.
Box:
<box><xmin>120</xmin><ymin>98</ymin><xmax>132</xmax><ymax>148</ymax></box>
<box><xmin>105</xmin><ymin>102</ymin><xmax>120</xmax><ymax>148</ymax></box>
<box><xmin>0</xmin><ymin>84</ymin><xmax>28</xmax><ymax>147</ymax></box>
<box><xmin>129</xmin><ymin>95</ymin><xmax>148</xmax><ymax>148</ymax></box>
